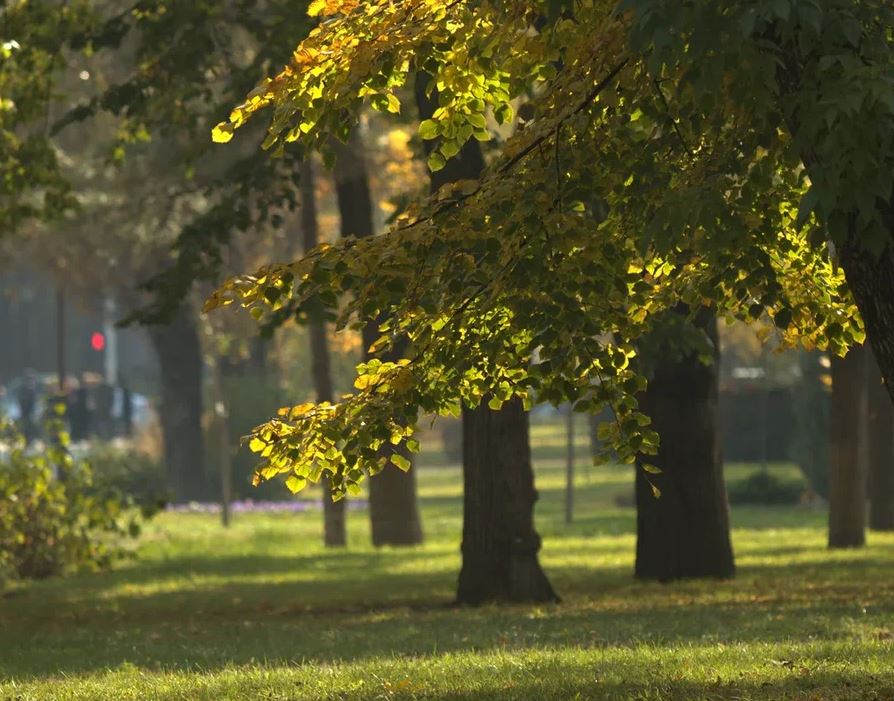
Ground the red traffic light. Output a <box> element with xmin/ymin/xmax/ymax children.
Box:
<box><xmin>90</xmin><ymin>331</ymin><xmax>106</xmax><ymax>352</ymax></box>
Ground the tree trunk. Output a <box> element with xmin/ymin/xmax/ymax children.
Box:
<box><xmin>635</xmin><ymin>309</ymin><xmax>734</xmax><ymax>581</ymax></box>
<box><xmin>332</xmin><ymin>131</ymin><xmax>423</xmax><ymax>547</ymax></box>
<box><xmin>457</xmin><ymin>399</ymin><xmax>559</xmax><ymax>604</ymax></box>
<box><xmin>415</xmin><ymin>73</ymin><xmax>556</xmax><ymax>602</ymax></box>
<box><xmin>149</xmin><ymin>304</ymin><xmax>206</xmax><ymax>502</ymax></box>
<box><xmin>866</xmin><ymin>349</ymin><xmax>894</xmax><ymax>531</ymax></box>
<box><xmin>828</xmin><ymin>346</ymin><xmax>868</xmax><ymax>548</ymax></box>
<box><xmin>301</xmin><ymin>158</ymin><xmax>347</xmax><ymax>547</ymax></box>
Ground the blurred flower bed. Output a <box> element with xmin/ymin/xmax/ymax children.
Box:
<box><xmin>166</xmin><ymin>499</ymin><xmax>368</xmax><ymax>514</ymax></box>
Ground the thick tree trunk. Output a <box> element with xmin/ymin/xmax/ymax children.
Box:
<box><xmin>828</xmin><ymin>346</ymin><xmax>868</xmax><ymax>548</ymax></box>
<box><xmin>333</xmin><ymin>132</ymin><xmax>423</xmax><ymax>547</ymax></box>
<box><xmin>415</xmin><ymin>73</ymin><xmax>556</xmax><ymax>602</ymax></box>
<box><xmin>149</xmin><ymin>304</ymin><xmax>206</xmax><ymax>502</ymax></box>
<box><xmin>866</xmin><ymin>349</ymin><xmax>894</xmax><ymax>531</ymax></box>
<box><xmin>457</xmin><ymin>399</ymin><xmax>559</xmax><ymax>604</ymax></box>
<box><xmin>301</xmin><ymin>158</ymin><xmax>347</xmax><ymax>547</ymax></box>
<box><xmin>635</xmin><ymin>309</ymin><xmax>734</xmax><ymax>581</ymax></box>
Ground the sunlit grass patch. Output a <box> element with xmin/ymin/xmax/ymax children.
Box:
<box><xmin>2</xmin><ymin>449</ymin><xmax>893</xmax><ymax>700</ymax></box>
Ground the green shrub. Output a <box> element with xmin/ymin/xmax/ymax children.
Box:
<box><xmin>84</xmin><ymin>442</ymin><xmax>168</xmax><ymax>515</ymax></box>
<box><xmin>727</xmin><ymin>470</ymin><xmax>805</xmax><ymax>506</ymax></box>
<box><xmin>0</xmin><ymin>415</ymin><xmax>141</xmax><ymax>585</ymax></box>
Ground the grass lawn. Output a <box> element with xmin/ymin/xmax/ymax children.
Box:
<box><xmin>2</xmin><ymin>418</ymin><xmax>894</xmax><ymax>700</ymax></box>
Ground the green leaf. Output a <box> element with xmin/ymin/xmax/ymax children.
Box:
<box><xmin>391</xmin><ymin>453</ymin><xmax>412</xmax><ymax>472</ymax></box>
<box><xmin>467</xmin><ymin>112</ymin><xmax>487</xmax><ymax>129</ymax></box>
<box><xmin>419</xmin><ymin>119</ymin><xmax>439</xmax><ymax>139</ymax></box>
<box><xmin>641</xmin><ymin>463</ymin><xmax>662</xmax><ymax>474</ymax></box>
<box><xmin>428</xmin><ymin>151</ymin><xmax>447</xmax><ymax>172</ymax></box>
<box><xmin>441</xmin><ymin>139</ymin><xmax>460</xmax><ymax>159</ymax></box>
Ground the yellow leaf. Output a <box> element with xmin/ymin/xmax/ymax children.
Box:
<box><xmin>386</xmin><ymin>93</ymin><xmax>401</xmax><ymax>114</ymax></box>
<box><xmin>391</xmin><ymin>453</ymin><xmax>411</xmax><ymax>472</ymax></box>
<box><xmin>285</xmin><ymin>474</ymin><xmax>307</xmax><ymax>493</ymax></box>
<box><xmin>248</xmin><ymin>437</ymin><xmax>266</xmax><ymax>453</ymax></box>
<box><xmin>211</xmin><ymin>122</ymin><xmax>234</xmax><ymax>144</ymax></box>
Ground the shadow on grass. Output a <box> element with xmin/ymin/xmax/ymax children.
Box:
<box><xmin>3</xmin><ymin>546</ymin><xmax>894</xmax><ymax>681</ymax></box>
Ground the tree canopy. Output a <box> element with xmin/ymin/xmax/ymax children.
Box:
<box><xmin>203</xmin><ymin>0</ymin><xmax>892</xmax><ymax>498</ymax></box>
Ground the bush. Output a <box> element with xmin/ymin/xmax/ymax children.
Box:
<box><xmin>84</xmin><ymin>442</ymin><xmax>168</xmax><ymax>515</ymax></box>
<box><xmin>0</xmin><ymin>415</ymin><xmax>141</xmax><ymax>584</ymax></box>
<box><xmin>727</xmin><ymin>470</ymin><xmax>805</xmax><ymax>506</ymax></box>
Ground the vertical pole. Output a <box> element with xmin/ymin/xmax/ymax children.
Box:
<box><xmin>760</xmin><ymin>353</ymin><xmax>769</xmax><ymax>473</ymax></box>
<box><xmin>565</xmin><ymin>404</ymin><xmax>575</xmax><ymax>524</ymax></box>
<box><xmin>56</xmin><ymin>287</ymin><xmax>66</xmax><ymax>393</ymax></box>
<box><xmin>102</xmin><ymin>297</ymin><xmax>118</xmax><ymax>385</ymax></box>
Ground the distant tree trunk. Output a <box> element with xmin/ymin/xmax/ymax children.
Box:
<box><xmin>792</xmin><ymin>351</ymin><xmax>831</xmax><ymax>499</ymax></box>
<box><xmin>866</xmin><ymin>350</ymin><xmax>894</xmax><ymax>531</ymax></box>
<box><xmin>635</xmin><ymin>308</ymin><xmax>734</xmax><ymax>581</ymax></box>
<box><xmin>149</xmin><ymin>304</ymin><xmax>206</xmax><ymax>502</ymax></box>
<box><xmin>828</xmin><ymin>345</ymin><xmax>868</xmax><ymax>548</ymax></box>
<box><xmin>301</xmin><ymin>158</ymin><xmax>347</xmax><ymax>547</ymax></box>
<box><xmin>332</xmin><ymin>130</ymin><xmax>423</xmax><ymax>547</ymax></box>
<box><xmin>415</xmin><ymin>73</ymin><xmax>556</xmax><ymax>603</ymax></box>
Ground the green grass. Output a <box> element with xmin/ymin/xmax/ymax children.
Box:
<box><xmin>2</xmin><ymin>423</ymin><xmax>893</xmax><ymax>700</ymax></box>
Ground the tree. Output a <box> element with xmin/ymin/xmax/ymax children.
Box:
<box><xmin>205</xmin><ymin>1</ymin><xmax>882</xmax><ymax>511</ymax></box>
<box><xmin>332</xmin><ymin>132</ymin><xmax>423</xmax><ymax>547</ymax></box>
<box><xmin>300</xmin><ymin>158</ymin><xmax>346</xmax><ymax>546</ymax></box>
<box><xmin>635</xmin><ymin>308</ymin><xmax>734</xmax><ymax>580</ymax></box>
<box><xmin>150</xmin><ymin>303</ymin><xmax>207</xmax><ymax>501</ymax></box>
<box><xmin>828</xmin><ymin>346</ymin><xmax>867</xmax><ymax>548</ymax></box>
<box><xmin>416</xmin><ymin>74</ymin><xmax>557</xmax><ymax>603</ymax></box>
<box><xmin>866</xmin><ymin>350</ymin><xmax>894</xmax><ymax>531</ymax></box>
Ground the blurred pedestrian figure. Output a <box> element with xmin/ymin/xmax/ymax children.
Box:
<box><xmin>69</xmin><ymin>376</ymin><xmax>91</xmax><ymax>442</ymax></box>
<box><xmin>120</xmin><ymin>376</ymin><xmax>134</xmax><ymax>438</ymax></box>
<box><xmin>17</xmin><ymin>370</ymin><xmax>37</xmax><ymax>443</ymax></box>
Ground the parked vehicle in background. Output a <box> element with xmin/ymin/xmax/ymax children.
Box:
<box><xmin>0</xmin><ymin>373</ymin><xmax>153</xmax><ymax>444</ymax></box>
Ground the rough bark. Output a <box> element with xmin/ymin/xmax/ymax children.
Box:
<box><xmin>457</xmin><ymin>399</ymin><xmax>559</xmax><ymax>604</ymax></box>
<box><xmin>149</xmin><ymin>304</ymin><xmax>206</xmax><ymax>502</ymax></box>
<box><xmin>301</xmin><ymin>158</ymin><xmax>347</xmax><ymax>547</ymax></box>
<box><xmin>415</xmin><ymin>73</ymin><xmax>556</xmax><ymax>603</ymax></box>
<box><xmin>635</xmin><ymin>309</ymin><xmax>735</xmax><ymax>581</ymax></box>
<box><xmin>866</xmin><ymin>349</ymin><xmax>894</xmax><ymax>531</ymax></box>
<box><xmin>828</xmin><ymin>346</ymin><xmax>868</xmax><ymax>548</ymax></box>
<box><xmin>332</xmin><ymin>131</ymin><xmax>423</xmax><ymax>547</ymax></box>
